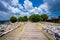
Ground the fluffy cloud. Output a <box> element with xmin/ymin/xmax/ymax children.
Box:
<box><xmin>0</xmin><ymin>0</ymin><xmax>60</xmax><ymax>20</ymax></box>
<box><xmin>0</xmin><ymin>0</ymin><xmax>48</xmax><ymax>20</ymax></box>
<box><xmin>11</xmin><ymin>0</ymin><xmax>18</xmax><ymax>6</ymax></box>
<box><xmin>11</xmin><ymin>0</ymin><xmax>23</xmax><ymax>9</ymax></box>
<box><xmin>28</xmin><ymin>3</ymin><xmax>49</xmax><ymax>15</ymax></box>
<box><xmin>0</xmin><ymin>0</ymin><xmax>21</xmax><ymax>20</ymax></box>
<box><xmin>23</xmin><ymin>0</ymin><xmax>33</xmax><ymax>11</ymax></box>
<box><xmin>9</xmin><ymin>7</ymin><xmax>20</xmax><ymax>13</ymax></box>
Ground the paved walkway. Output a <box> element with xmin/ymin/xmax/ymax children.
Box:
<box><xmin>0</xmin><ymin>22</ymin><xmax>48</xmax><ymax>40</ymax></box>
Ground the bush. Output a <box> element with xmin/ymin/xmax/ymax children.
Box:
<box><xmin>10</xmin><ymin>16</ymin><xmax>17</xmax><ymax>23</ymax></box>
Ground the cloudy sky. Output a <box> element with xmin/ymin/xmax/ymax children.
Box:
<box><xmin>0</xmin><ymin>0</ymin><xmax>60</xmax><ymax>20</ymax></box>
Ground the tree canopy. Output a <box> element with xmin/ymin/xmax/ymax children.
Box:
<box><xmin>40</xmin><ymin>14</ymin><xmax>48</xmax><ymax>21</ymax></box>
<box><xmin>29</xmin><ymin>14</ymin><xmax>41</xmax><ymax>22</ymax></box>
<box><xmin>10</xmin><ymin>16</ymin><xmax>17</xmax><ymax>23</ymax></box>
<box><xmin>10</xmin><ymin>14</ymin><xmax>48</xmax><ymax>22</ymax></box>
<box><xmin>29</xmin><ymin>14</ymin><xmax>48</xmax><ymax>22</ymax></box>
<box><xmin>18</xmin><ymin>16</ymin><xmax>28</xmax><ymax>22</ymax></box>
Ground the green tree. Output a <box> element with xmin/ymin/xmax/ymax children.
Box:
<box><xmin>23</xmin><ymin>16</ymin><xmax>28</xmax><ymax>21</ymax></box>
<box><xmin>39</xmin><ymin>16</ymin><xmax>43</xmax><ymax>21</ymax></box>
<box><xmin>18</xmin><ymin>17</ymin><xmax>23</xmax><ymax>22</ymax></box>
<box><xmin>18</xmin><ymin>16</ymin><xmax>28</xmax><ymax>22</ymax></box>
<box><xmin>29</xmin><ymin>14</ymin><xmax>40</xmax><ymax>22</ymax></box>
<box><xmin>41</xmin><ymin>14</ymin><xmax>48</xmax><ymax>21</ymax></box>
<box><xmin>10</xmin><ymin>16</ymin><xmax>17</xmax><ymax>23</ymax></box>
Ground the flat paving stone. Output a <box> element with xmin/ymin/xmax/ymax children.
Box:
<box><xmin>18</xmin><ymin>23</ymin><xmax>48</xmax><ymax>40</ymax></box>
<box><xmin>0</xmin><ymin>22</ymin><xmax>48</xmax><ymax>40</ymax></box>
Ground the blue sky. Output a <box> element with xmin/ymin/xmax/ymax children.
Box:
<box><xmin>0</xmin><ymin>0</ymin><xmax>60</xmax><ymax>20</ymax></box>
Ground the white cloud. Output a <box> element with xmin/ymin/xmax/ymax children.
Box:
<box><xmin>39</xmin><ymin>3</ymin><xmax>50</xmax><ymax>14</ymax></box>
<box><xmin>20</xmin><ymin>12</ymin><xmax>30</xmax><ymax>17</ymax></box>
<box><xmin>28</xmin><ymin>3</ymin><xmax>49</xmax><ymax>15</ymax></box>
<box><xmin>0</xmin><ymin>1</ymin><xmax>21</xmax><ymax>14</ymax></box>
<box><xmin>9</xmin><ymin>7</ymin><xmax>20</xmax><ymax>13</ymax></box>
<box><xmin>18</xmin><ymin>4</ymin><xmax>23</xmax><ymax>9</ymax></box>
<box><xmin>23</xmin><ymin>0</ymin><xmax>33</xmax><ymax>11</ymax></box>
<box><xmin>0</xmin><ymin>0</ymin><xmax>55</xmax><ymax>20</ymax></box>
<box><xmin>28</xmin><ymin>7</ymin><xmax>40</xmax><ymax>14</ymax></box>
<box><xmin>11</xmin><ymin>0</ymin><xmax>23</xmax><ymax>10</ymax></box>
<box><xmin>1</xmin><ymin>1</ymin><xmax>8</xmax><ymax>8</ymax></box>
<box><xmin>11</xmin><ymin>0</ymin><xmax>18</xmax><ymax>6</ymax></box>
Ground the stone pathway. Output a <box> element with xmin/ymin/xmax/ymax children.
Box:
<box><xmin>0</xmin><ymin>22</ymin><xmax>48</xmax><ymax>40</ymax></box>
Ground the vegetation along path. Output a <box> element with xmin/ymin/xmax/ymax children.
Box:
<box><xmin>0</xmin><ymin>22</ymin><xmax>48</xmax><ymax>40</ymax></box>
